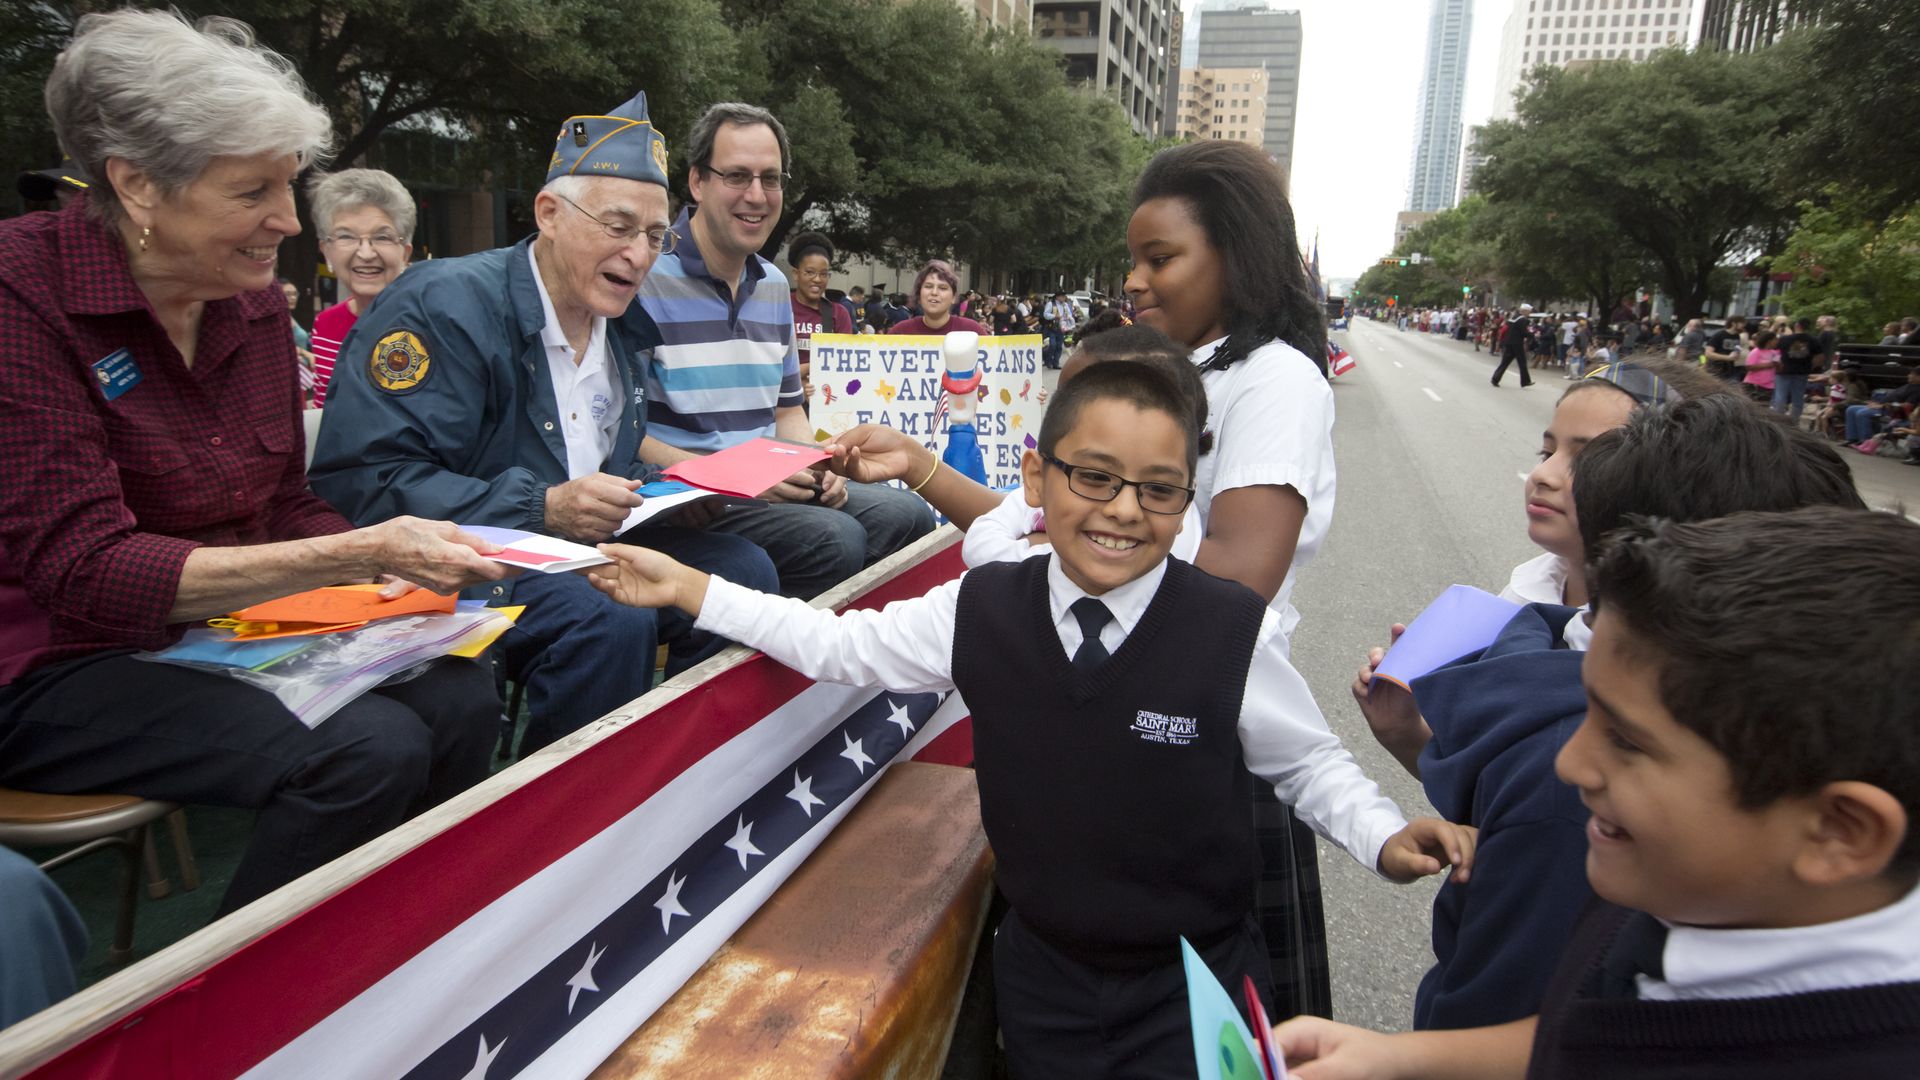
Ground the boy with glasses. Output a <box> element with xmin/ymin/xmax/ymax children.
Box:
<box><xmin>588</xmin><ymin>361</ymin><xmax>1474</xmax><ymax>1077</ymax></box>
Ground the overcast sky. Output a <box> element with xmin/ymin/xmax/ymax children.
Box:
<box><xmin>1177</xmin><ymin>0</ymin><xmax>1515</xmax><ymax>280</ymax></box>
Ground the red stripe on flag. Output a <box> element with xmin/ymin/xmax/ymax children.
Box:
<box><xmin>31</xmin><ymin>545</ymin><xmax>969</xmax><ymax>1079</ymax></box>
<box><xmin>910</xmin><ymin>717</ymin><xmax>975</xmax><ymax>767</ymax></box>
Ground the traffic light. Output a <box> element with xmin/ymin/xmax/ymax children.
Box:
<box><xmin>1397</xmin><ymin>259</ymin><xmax>1409</xmax><ymax>268</ymax></box>
<box><xmin>1461</xmin><ymin>284</ymin><xmax>1471</xmax><ymax>295</ymax></box>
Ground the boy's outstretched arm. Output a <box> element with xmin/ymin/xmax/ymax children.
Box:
<box><xmin>1378</xmin><ymin>819</ymin><xmax>1476</xmax><ymax>884</ymax></box>
<box><xmin>593</xmin><ymin>542</ymin><xmax>962</xmax><ymax>694</ymax></box>
<box><xmin>1274</xmin><ymin>1015</ymin><xmax>1534</xmax><ymax>1080</ymax></box>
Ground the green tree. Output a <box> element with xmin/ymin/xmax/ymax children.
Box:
<box><xmin>1774</xmin><ymin>191</ymin><xmax>1920</xmax><ymax>335</ymax></box>
<box><xmin>1473</xmin><ymin>49</ymin><xmax>1808</xmax><ymax>320</ymax></box>
<box><xmin>1776</xmin><ymin>0</ymin><xmax>1920</xmax><ymax>218</ymax></box>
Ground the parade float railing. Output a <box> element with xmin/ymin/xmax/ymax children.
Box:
<box><xmin>0</xmin><ymin>528</ymin><xmax>977</xmax><ymax>1080</ymax></box>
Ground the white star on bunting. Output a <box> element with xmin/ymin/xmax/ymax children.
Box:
<box><xmin>840</xmin><ymin>730</ymin><xmax>875</xmax><ymax>774</ymax></box>
<box><xmin>565</xmin><ymin>941</ymin><xmax>606</xmax><ymax>1014</ymax></box>
<box><xmin>459</xmin><ymin>1034</ymin><xmax>505</xmax><ymax>1080</ymax></box>
<box><xmin>787</xmin><ymin>771</ymin><xmax>824</xmax><ymax>818</ymax></box>
<box><xmin>654</xmin><ymin>871</ymin><xmax>690</xmax><ymax>934</ymax></box>
<box><xmin>723</xmin><ymin>814</ymin><xmax>764</xmax><ymax>870</ymax></box>
<box><xmin>886</xmin><ymin>699</ymin><xmax>916</xmax><ymax>737</ymax></box>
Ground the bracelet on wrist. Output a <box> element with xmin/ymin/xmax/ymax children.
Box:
<box><xmin>909</xmin><ymin>458</ymin><xmax>941</xmax><ymax>493</ymax></box>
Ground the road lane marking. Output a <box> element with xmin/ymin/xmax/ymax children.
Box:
<box><xmin>1423</xmin><ymin>388</ymin><xmax>1442</xmax><ymax>402</ymax></box>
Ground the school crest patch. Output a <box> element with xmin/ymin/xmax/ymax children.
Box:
<box><xmin>651</xmin><ymin>137</ymin><xmax>668</xmax><ymax>176</ymax></box>
<box><xmin>371</xmin><ymin>330</ymin><xmax>431</xmax><ymax>394</ymax></box>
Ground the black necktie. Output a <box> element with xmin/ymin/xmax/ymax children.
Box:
<box><xmin>1595</xmin><ymin>909</ymin><xmax>1668</xmax><ymax>1000</ymax></box>
<box><xmin>1070</xmin><ymin>598</ymin><xmax>1112</xmax><ymax>674</ymax></box>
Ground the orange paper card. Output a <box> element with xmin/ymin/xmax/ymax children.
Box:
<box><xmin>230</xmin><ymin>584</ymin><xmax>456</xmax><ymax>625</ymax></box>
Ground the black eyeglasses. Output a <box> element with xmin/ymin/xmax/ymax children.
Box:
<box><xmin>1041</xmin><ymin>454</ymin><xmax>1193</xmax><ymax>515</ymax></box>
<box><xmin>555</xmin><ymin>194</ymin><xmax>676</xmax><ymax>253</ymax></box>
<box><xmin>700</xmin><ymin>167</ymin><xmax>789</xmax><ymax>191</ymax></box>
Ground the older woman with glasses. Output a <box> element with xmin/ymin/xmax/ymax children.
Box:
<box><xmin>307</xmin><ymin>168</ymin><xmax>416</xmax><ymax>405</ymax></box>
<box><xmin>0</xmin><ymin>9</ymin><xmax>509</xmax><ymax>917</ymax></box>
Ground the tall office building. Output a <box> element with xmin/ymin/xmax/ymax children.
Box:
<box><xmin>1175</xmin><ymin>67</ymin><xmax>1270</xmax><ymax>148</ymax></box>
<box><xmin>1490</xmin><ymin>0</ymin><xmax>1695</xmax><ymax>121</ymax></box>
<box><xmin>1455</xmin><ymin>123</ymin><xmax>1487</xmax><ymax>204</ymax></box>
<box><xmin>1033</xmin><ymin>0</ymin><xmax>1178</xmax><ymax>136</ymax></box>
<box><xmin>1698</xmin><ymin>0</ymin><xmax>1817</xmax><ymax>52</ymax></box>
<box><xmin>1406</xmin><ymin>0</ymin><xmax>1472</xmax><ymax>212</ymax></box>
<box><xmin>956</xmin><ymin>0</ymin><xmax>1033</xmax><ymax>29</ymax></box>
<box><xmin>1196</xmin><ymin>6</ymin><xmax>1303</xmax><ymax>184</ymax></box>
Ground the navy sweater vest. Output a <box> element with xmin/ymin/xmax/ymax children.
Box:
<box><xmin>1527</xmin><ymin>900</ymin><xmax>1920</xmax><ymax>1079</ymax></box>
<box><xmin>952</xmin><ymin>556</ymin><xmax>1268</xmax><ymax>969</ymax></box>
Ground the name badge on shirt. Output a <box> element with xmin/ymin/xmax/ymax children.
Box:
<box><xmin>92</xmin><ymin>349</ymin><xmax>142</xmax><ymax>402</ymax></box>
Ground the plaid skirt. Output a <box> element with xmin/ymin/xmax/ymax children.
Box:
<box><xmin>1253</xmin><ymin>784</ymin><xmax>1332</xmax><ymax>1018</ymax></box>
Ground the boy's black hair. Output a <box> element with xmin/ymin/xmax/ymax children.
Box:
<box><xmin>1131</xmin><ymin>140</ymin><xmax>1327</xmax><ymax>378</ymax></box>
<box><xmin>1036</xmin><ymin>360</ymin><xmax>1199</xmax><ymax>477</ymax></box>
<box><xmin>1590</xmin><ymin>507</ymin><xmax>1920</xmax><ymax>871</ymax></box>
<box><xmin>786</xmin><ymin>230</ymin><xmax>834</xmax><ymax>267</ymax></box>
<box><xmin>1572</xmin><ymin>395</ymin><xmax>1864</xmax><ymax>556</ymax></box>
<box><xmin>1069</xmin><ymin>324</ymin><xmax>1213</xmax><ymax>457</ymax></box>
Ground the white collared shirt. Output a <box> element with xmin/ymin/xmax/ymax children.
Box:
<box><xmin>530</xmin><ymin>246</ymin><xmax>618</xmax><ymax>480</ymax></box>
<box><xmin>1639</xmin><ymin>883</ymin><xmax>1920</xmax><ymax>1002</ymax></box>
<box><xmin>1189</xmin><ymin>337</ymin><xmax>1337</xmax><ymax>642</ymax></box>
<box><xmin>695</xmin><ymin>555</ymin><xmax>1409</xmax><ymax>874</ymax></box>
<box><xmin>1499</xmin><ymin>552</ymin><xmax>1592</xmax><ymax>649</ymax></box>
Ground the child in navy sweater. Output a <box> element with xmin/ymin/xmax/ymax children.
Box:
<box><xmin>591</xmin><ymin>363</ymin><xmax>1473</xmax><ymax>1078</ymax></box>
<box><xmin>1278</xmin><ymin>506</ymin><xmax>1920</xmax><ymax>1079</ymax></box>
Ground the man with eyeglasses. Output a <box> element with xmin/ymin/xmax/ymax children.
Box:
<box><xmin>311</xmin><ymin>92</ymin><xmax>778</xmax><ymax>755</ymax></box>
<box><xmin>636</xmin><ymin>102</ymin><xmax>933</xmax><ymax>600</ymax></box>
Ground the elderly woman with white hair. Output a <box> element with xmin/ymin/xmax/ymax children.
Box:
<box><xmin>0</xmin><ymin>9</ymin><xmax>508</xmax><ymax>918</ymax></box>
<box><xmin>307</xmin><ymin>167</ymin><xmax>415</xmax><ymax>405</ymax></box>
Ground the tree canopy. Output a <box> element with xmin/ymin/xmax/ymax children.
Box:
<box><xmin>2</xmin><ymin>0</ymin><xmax>1152</xmax><ymax>290</ymax></box>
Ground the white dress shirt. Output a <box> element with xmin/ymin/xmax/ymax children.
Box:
<box><xmin>1499</xmin><ymin>552</ymin><xmax>1592</xmax><ymax>649</ymax></box>
<box><xmin>1189</xmin><ymin>337</ymin><xmax>1337</xmax><ymax>642</ymax></box>
<box><xmin>695</xmin><ymin>554</ymin><xmax>1409</xmax><ymax>874</ymax></box>
<box><xmin>1640</xmin><ymin>882</ymin><xmax>1920</xmax><ymax>1002</ymax></box>
<box><xmin>530</xmin><ymin>246</ymin><xmax>618</xmax><ymax>480</ymax></box>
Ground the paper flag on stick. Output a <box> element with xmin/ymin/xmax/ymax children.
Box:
<box><xmin>1183</xmin><ymin>938</ymin><xmax>1267</xmax><ymax>1080</ymax></box>
<box><xmin>1371</xmin><ymin>584</ymin><xmax>1523</xmax><ymax>695</ymax></box>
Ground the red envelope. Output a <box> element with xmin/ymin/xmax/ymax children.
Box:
<box><xmin>663</xmin><ymin>437</ymin><xmax>830</xmax><ymax>499</ymax></box>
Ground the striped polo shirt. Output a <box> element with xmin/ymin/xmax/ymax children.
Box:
<box><xmin>636</xmin><ymin>207</ymin><xmax>802</xmax><ymax>452</ymax></box>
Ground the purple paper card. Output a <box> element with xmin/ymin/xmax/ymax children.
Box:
<box><xmin>1371</xmin><ymin>585</ymin><xmax>1524</xmax><ymax>694</ymax></box>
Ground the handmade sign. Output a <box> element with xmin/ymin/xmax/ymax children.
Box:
<box><xmin>808</xmin><ymin>333</ymin><xmax>1046</xmax><ymax>491</ymax></box>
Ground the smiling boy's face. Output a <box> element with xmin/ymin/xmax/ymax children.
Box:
<box><xmin>1555</xmin><ymin>610</ymin><xmax>1821</xmax><ymax>928</ymax></box>
<box><xmin>1021</xmin><ymin>398</ymin><xmax>1188</xmax><ymax>596</ymax></box>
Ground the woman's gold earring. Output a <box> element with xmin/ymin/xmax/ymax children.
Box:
<box><xmin>138</xmin><ymin>226</ymin><xmax>150</xmax><ymax>253</ymax></box>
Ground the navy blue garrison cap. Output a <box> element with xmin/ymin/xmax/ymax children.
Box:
<box><xmin>545</xmin><ymin>91</ymin><xmax>669</xmax><ymax>188</ymax></box>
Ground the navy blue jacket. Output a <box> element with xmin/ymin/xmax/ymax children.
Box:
<box><xmin>1411</xmin><ymin>603</ymin><xmax>1593</xmax><ymax>1030</ymax></box>
<box><xmin>310</xmin><ymin>237</ymin><xmax>661</xmax><ymax>533</ymax></box>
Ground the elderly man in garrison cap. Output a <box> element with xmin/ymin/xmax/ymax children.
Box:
<box><xmin>311</xmin><ymin>93</ymin><xmax>777</xmax><ymax>755</ymax></box>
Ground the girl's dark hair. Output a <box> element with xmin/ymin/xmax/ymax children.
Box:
<box><xmin>1559</xmin><ymin>354</ymin><xmax>1730</xmax><ymax>409</ymax></box>
<box><xmin>1068</xmin><ymin>324</ymin><xmax>1213</xmax><ymax>456</ymax></box>
<box><xmin>1131</xmin><ymin>140</ymin><xmax>1327</xmax><ymax>377</ymax></box>
<box><xmin>1753</xmin><ymin>330</ymin><xmax>1778</xmax><ymax>349</ymax></box>
<box><xmin>786</xmin><ymin>230</ymin><xmax>834</xmax><ymax>267</ymax></box>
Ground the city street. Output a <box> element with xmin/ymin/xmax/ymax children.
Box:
<box><xmin>1293</xmin><ymin>315</ymin><xmax>1920</xmax><ymax>1032</ymax></box>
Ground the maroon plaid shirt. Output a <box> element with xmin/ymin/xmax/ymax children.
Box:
<box><xmin>0</xmin><ymin>199</ymin><xmax>351</xmax><ymax>684</ymax></box>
